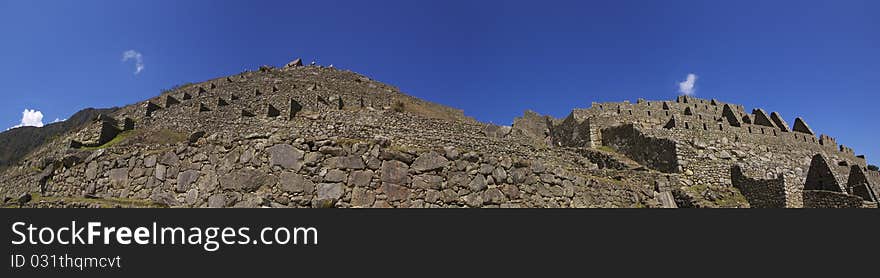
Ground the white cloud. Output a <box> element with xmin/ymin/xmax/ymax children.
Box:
<box><xmin>51</xmin><ymin>118</ymin><xmax>65</xmax><ymax>123</ymax></box>
<box><xmin>678</xmin><ymin>73</ymin><xmax>697</xmax><ymax>96</ymax></box>
<box><xmin>9</xmin><ymin>109</ymin><xmax>44</xmax><ymax>129</ymax></box>
<box><xmin>122</xmin><ymin>50</ymin><xmax>144</xmax><ymax>74</ymax></box>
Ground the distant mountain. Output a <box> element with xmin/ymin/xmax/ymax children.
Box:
<box><xmin>0</xmin><ymin>107</ymin><xmax>117</xmax><ymax>168</ymax></box>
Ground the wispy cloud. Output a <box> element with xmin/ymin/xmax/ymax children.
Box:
<box><xmin>678</xmin><ymin>73</ymin><xmax>697</xmax><ymax>96</ymax></box>
<box><xmin>122</xmin><ymin>50</ymin><xmax>144</xmax><ymax>75</ymax></box>
<box><xmin>9</xmin><ymin>109</ymin><xmax>44</xmax><ymax>130</ymax></box>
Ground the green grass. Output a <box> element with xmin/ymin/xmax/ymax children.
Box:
<box><xmin>682</xmin><ymin>184</ymin><xmax>749</xmax><ymax>208</ymax></box>
<box><xmin>141</xmin><ymin>129</ymin><xmax>188</xmax><ymax>146</ymax></box>
<box><xmin>80</xmin><ymin>131</ymin><xmax>133</xmax><ymax>151</ymax></box>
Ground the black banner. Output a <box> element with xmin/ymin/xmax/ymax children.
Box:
<box><xmin>2</xmin><ymin>209</ymin><xmax>879</xmax><ymax>277</ymax></box>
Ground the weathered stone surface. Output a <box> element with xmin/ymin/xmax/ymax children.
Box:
<box><xmin>441</xmin><ymin>189</ymin><xmax>458</xmax><ymax>203</ymax></box>
<box><xmin>792</xmin><ymin>117</ymin><xmax>815</xmax><ymax>135</ymax></box>
<box><xmin>267</xmin><ymin>144</ymin><xmax>304</xmax><ymax>170</ymax></box>
<box><xmin>510</xmin><ymin>168</ymin><xmax>529</xmax><ymax>184</ymax></box>
<box><xmin>150</xmin><ymin>190</ymin><xmax>178</xmax><ymax>207</ymax></box>
<box><xmin>348</xmin><ymin>170</ymin><xmax>373</xmax><ymax>188</ymax></box>
<box><xmin>85</xmin><ymin>162</ymin><xmax>99</xmax><ymax>180</ymax></box>
<box><xmin>468</xmin><ymin>175</ymin><xmax>487</xmax><ymax>192</ymax></box>
<box><xmin>412</xmin><ymin>174</ymin><xmax>443</xmax><ymax>190</ymax></box>
<box><xmin>770</xmin><ymin>112</ymin><xmax>790</xmax><ymax>132</ymax></box>
<box><xmin>323</xmin><ymin>169</ymin><xmax>347</xmax><ymax>183</ymax></box>
<box><xmin>379</xmin><ymin>150</ymin><xmax>414</xmax><ymax>164</ymax></box>
<box><xmin>351</xmin><ymin>187</ymin><xmax>375</xmax><ymax>207</ymax></box>
<box><xmin>220</xmin><ymin>169</ymin><xmax>277</xmax><ymax>192</ymax></box>
<box><xmin>492</xmin><ymin>167</ymin><xmax>508</xmax><ymax>182</ymax></box>
<box><xmin>109</xmin><ymin>168</ymin><xmax>129</xmax><ymax>188</ymax></box>
<box><xmin>475</xmin><ymin>163</ymin><xmax>491</xmax><ymax>175</ymax></box>
<box><xmin>334</xmin><ymin>156</ymin><xmax>365</xmax><ymax>170</ymax></box>
<box><xmin>365</xmin><ymin>156</ymin><xmax>382</xmax><ymax>170</ymax></box>
<box><xmin>751</xmin><ymin>109</ymin><xmax>777</xmax><ymax>128</ymax></box>
<box><xmin>197</xmin><ymin>170</ymin><xmax>218</xmax><ymax>193</ymax></box>
<box><xmin>144</xmin><ymin>155</ymin><xmax>157</xmax><ymax>168</ymax></box>
<box><xmin>804</xmin><ymin>154</ymin><xmax>842</xmax><ymax>192</ymax></box>
<box><xmin>208</xmin><ymin>194</ymin><xmax>226</xmax><ymax>208</ymax></box>
<box><xmin>380</xmin><ymin>183</ymin><xmax>410</xmax><ymax>202</ymax></box>
<box><xmin>531</xmin><ymin>162</ymin><xmax>546</xmax><ymax>174</ymax></box>
<box><xmin>465</xmin><ymin>193</ymin><xmax>484</xmax><ymax>207</ymax></box>
<box><xmin>240</xmin><ymin>149</ymin><xmax>254</xmax><ymax>164</ymax></box>
<box><xmin>483</xmin><ymin>188</ymin><xmax>505</xmax><ymax>205</ymax></box>
<box><xmin>425</xmin><ymin>189</ymin><xmax>441</xmax><ymax>203</ymax></box>
<box><xmin>446</xmin><ymin>171</ymin><xmax>468</xmax><ymax>188</ymax></box>
<box><xmin>512</xmin><ymin>110</ymin><xmax>551</xmax><ymax>142</ymax></box>
<box><xmin>130</xmin><ymin>168</ymin><xmax>145</xmax><ymax>178</ymax></box>
<box><xmin>411</xmin><ymin>151</ymin><xmax>448</xmax><ymax>173</ymax></box>
<box><xmin>443</xmin><ymin>146</ymin><xmax>460</xmax><ymax>160</ymax></box>
<box><xmin>501</xmin><ymin>184</ymin><xmax>520</xmax><ymax>199</ymax></box>
<box><xmin>318</xmin><ymin>146</ymin><xmax>345</xmax><ymax>156</ymax></box>
<box><xmin>176</xmin><ymin>170</ymin><xmax>200</xmax><ymax>193</ymax></box>
<box><xmin>159</xmin><ymin>152</ymin><xmax>180</xmax><ymax>166</ymax></box>
<box><xmin>317</xmin><ymin>183</ymin><xmax>344</xmax><ymax>200</ymax></box>
<box><xmin>721</xmin><ymin>104</ymin><xmax>741</xmax><ymax>127</ymax></box>
<box><xmin>185</xmin><ymin>188</ymin><xmax>199</xmax><ymax>206</ymax></box>
<box><xmin>303</xmin><ymin>152</ymin><xmax>321</xmax><ymax>166</ymax></box>
<box><xmin>279</xmin><ymin>172</ymin><xmax>314</xmax><ymax>194</ymax></box>
<box><xmin>381</xmin><ymin>160</ymin><xmax>410</xmax><ymax>185</ymax></box>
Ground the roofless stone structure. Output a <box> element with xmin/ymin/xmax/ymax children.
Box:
<box><xmin>1</xmin><ymin>56</ymin><xmax>876</xmax><ymax>208</ymax></box>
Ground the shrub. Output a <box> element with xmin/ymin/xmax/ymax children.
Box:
<box><xmin>868</xmin><ymin>165</ymin><xmax>879</xmax><ymax>172</ymax></box>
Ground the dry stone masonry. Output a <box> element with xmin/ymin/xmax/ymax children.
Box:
<box><xmin>1</xmin><ymin>57</ymin><xmax>877</xmax><ymax>208</ymax></box>
<box><xmin>539</xmin><ymin>95</ymin><xmax>878</xmax><ymax>208</ymax></box>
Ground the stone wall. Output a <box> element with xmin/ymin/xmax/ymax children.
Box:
<box><xmin>550</xmin><ymin>113</ymin><xmax>592</xmax><ymax>148</ymax></box>
<box><xmin>601</xmin><ymin>124</ymin><xmax>678</xmax><ymax>173</ymax></box>
<box><xmin>802</xmin><ymin>190</ymin><xmax>865</xmax><ymax>208</ymax></box>
<box><xmin>40</xmin><ymin>135</ymin><xmax>657</xmax><ymax>208</ymax></box>
<box><xmin>551</xmin><ymin>95</ymin><xmax>876</xmax><ymax>208</ymax></box>
<box><xmin>730</xmin><ymin>165</ymin><xmax>786</xmax><ymax>208</ymax></box>
<box><xmin>4</xmin><ymin>61</ymin><xmax>876</xmax><ymax>209</ymax></box>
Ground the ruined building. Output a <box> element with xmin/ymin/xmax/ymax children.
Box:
<box><xmin>546</xmin><ymin>95</ymin><xmax>879</xmax><ymax>207</ymax></box>
<box><xmin>0</xmin><ymin>59</ymin><xmax>876</xmax><ymax>208</ymax></box>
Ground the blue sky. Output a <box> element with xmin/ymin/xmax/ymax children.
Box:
<box><xmin>1</xmin><ymin>0</ymin><xmax>877</xmax><ymax>164</ymax></box>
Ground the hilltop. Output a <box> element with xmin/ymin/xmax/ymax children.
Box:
<box><xmin>1</xmin><ymin>59</ymin><xmax>877</xmax><ymax>208</ymax></box>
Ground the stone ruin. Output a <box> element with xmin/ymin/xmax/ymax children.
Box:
<box><xmin>69</xmin><ymin>114</ymin><xmax>134</xmax><ymax>149</ymax></box>
<box><xmin>3</xmin><ymin>55</ymin><xmax>877</xmax><ymax>209</ymax></box>
<box><xmin>543</xmin><ymin>95</ymin><xmax>878</xmax><ymax>208</ymax></box>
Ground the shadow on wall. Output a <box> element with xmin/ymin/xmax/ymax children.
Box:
<box><xmin>730</xmin><ymin>165</ymin><xmax>786</xmax><ymax>208</ymax></box>
<box><xmin>601</xmin><ymin>124</ymin><xmax>678</xmax><ymax>173</ymax></box>
<box><xmin>730</xmin><ymin>154</ymin><xmax>879</xmax><ymax>208</ymax></box>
